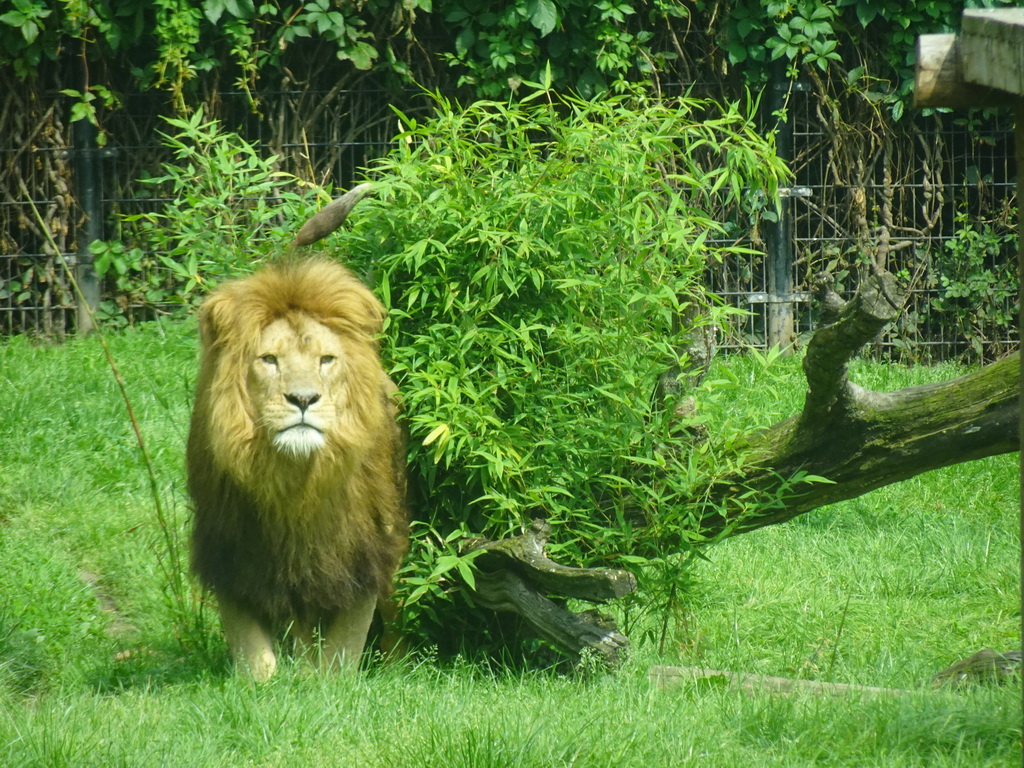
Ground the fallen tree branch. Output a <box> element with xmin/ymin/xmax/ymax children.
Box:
<box><xmin>651</xmin><ymin>648</ymin><xmax>1022</xmax><ymax>695</ymax></box>
<box><xmin>801</xmin><ymin>271</ymin><xmax>904</xmax><ymax>424</ymax></box>
<box><xmin>469</xmin><ymin>569</ymin><xmax>630</xmax><ymax>664</ymax></box>
<box><xmin>689</xmin><ymin>270</ymin><xmax>1019</xmax><ymax>538</ymax></box>
<box><xmin>650</xmin><ymin>665</ymin><xmax>905</xmax><ymax>697</ymax></box>
<box><xmin>693</xmin><ymin>350</ymin><xmax>1019</xmax><ymax>537</ymax></box>
<box><xmin>462</xmin><ymin>520</ymin><xmax>636</xmax><ymax>664</ymax></box>
<box><xmin>464</xmin><ymin>520</ymin><xmax>636</xmax><ymax>602</ymax></box>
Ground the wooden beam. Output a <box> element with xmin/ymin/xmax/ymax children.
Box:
<box><xmin>961</xmin><ymin>9</ymin><xmax>1024</xmax><ymax>98</ymax></box>
<box><xmin>914</xmin><ymin>34</ymin><xmax>1007</xmax><ymax>109</ymax></box>
<box><xmin>650</xmin><ymin>666</ymin><xmax>904</xmax><ymax>697</ymax></box>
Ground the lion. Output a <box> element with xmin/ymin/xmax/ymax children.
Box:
<box><xmin>186</xmin><ymin>190</ymin><xmax>408</xmax><ymax>681</ymax></box>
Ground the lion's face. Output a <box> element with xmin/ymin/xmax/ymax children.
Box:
<box><xmin>190</xmin><ymin>258</ymin><xmax>393</xmax><ymax>491</ymax></box>
<box><xmin>249</xmin><ymin>313</ymin><xmax>348</xmax><ymax>459</ymax></box>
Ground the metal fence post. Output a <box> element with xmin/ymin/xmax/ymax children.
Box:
<box><xmin>72</xmin><ymin>115</ymin><xmax>102</xmax><ymax>334</ymax></box>
<box><xmin>765</xmin><ymin>60</ymin><xmax>795</xmax><ymax>351</ymax></box>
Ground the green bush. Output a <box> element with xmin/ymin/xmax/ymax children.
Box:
<box><xmin>92</xmin><ymin>108</ymin><xmax>320</xmax><ymax>319</ymax></box>
<box><xmin>320</xmin><ymin>86</ymin><xmax>789</xmax><ymax>647</ymax></box>
<box><xmin>928</xmin><ymin>215</ymin><xmax>1018</xmax><ymax>360</ymax></box>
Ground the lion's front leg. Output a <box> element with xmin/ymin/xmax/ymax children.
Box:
<box><xmin>315</xmin><ymin>594</ymin><xmax>377</xmax><ymax>673</ymax></box>
<box><xmin>217</xmin><ymin>592</ymin><xmax>277</xmax><ymax>682</ymax></box>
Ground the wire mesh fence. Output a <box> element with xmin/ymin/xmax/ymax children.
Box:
<box><xmin>0</xmin><ymin>78</ymin><xmax>1017</xmax><ymax>362</ymax></box>
<box><xmin>706</xmin><ymin>82</ymin><xmax>1017</xmax><ymax>361</ymax></box>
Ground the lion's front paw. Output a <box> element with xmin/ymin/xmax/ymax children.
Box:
<box><xmin>238</xmin><ymin>647</ymin><xmax>277</xmax><ymax>683</ymax></box>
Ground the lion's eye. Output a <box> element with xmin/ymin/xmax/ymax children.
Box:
<box><xmin>320</xmin><ymin>355</ymin><xmax>336</xmax><ymax>366</ymax></box>
<box><xmin>260</xmin><ymin>354</ymin><xmax>278</xmax><ymax>366</ymax></box>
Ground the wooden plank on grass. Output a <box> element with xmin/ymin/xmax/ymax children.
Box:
<box><xmin>649</xmin><ymin>666</ymin><xmax>904</xmax><ymax>697</ymax></box>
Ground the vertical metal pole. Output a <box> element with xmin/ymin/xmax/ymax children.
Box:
<box><xmin>73</xmin><ymin>114</ymin><xmax>102</xmax><ymax>335</ymax></box>
<box><xmin>766</xmin><ymin>60</ymin><xmax>795</xmax><ymax>351</ymax></box>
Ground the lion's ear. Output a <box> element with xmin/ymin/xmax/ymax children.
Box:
<box><xmin>343</xmin><ymin>281</ymin><xmax>387</xmax><ymax>338</ymax></box>
<box><xmin>362</xmin><ymin>295</ymin><xmax>387</xmax><ymax>337</ymax></box>
<box><xmin>198</xmin><ymin>291</ymin><xmax>236</xmax><ymax>349</ymax></box>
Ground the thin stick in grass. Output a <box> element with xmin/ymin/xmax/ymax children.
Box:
<box><xmin>20</xmin><ymin>185</ymin><xmax>196</xmax><ymax>639</ymax></box>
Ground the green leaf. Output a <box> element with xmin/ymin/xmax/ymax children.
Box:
<box><xmin>854</xmin><ymin>3</ymin><xmax>876</xmax><ymax>27</ymax></box>
<box><xmin>0</xmin><ymin>11</ymin><xmax>27</xmax><ymax>26</ymax></box>
<box><xmin>456</xmin><ymin>560</ymin><xmax>477</xmax><ymax>590</ymax></box>
<box><xmin>737</xmin><ymin>16</ymin><xmax>761</xmax><ymax>38</ymax></box>
<box><xmin>203</xmin><ymin>0</ymin><xmax>226</xmax><ymax>24</ymax></box>
<box><xmin>20</xmin><ymin>19</ymin><xmax>40</xmax><ymax>44</ymax></box>
<box><xmin>224</xmin><ymin>0</ymin><xmax>255</xmax><ymax>19</ymax></box>
<box><xmin>810</xmin><ymin>4</ymin><xmax>835</xmax><ymax>21</ymax></box>
<box><xmin>727</xmin><ymin>41</ymin><xmax>749</xmax><ymax>64</ymax></box>
<box><xmin>422</xmin><ymin>423</ymin><xmax>450</xmax><ymax>447</ymax></box>
<box><xmin>455</xmin><ymin>27</ymin><xmax>475</xmax><ymax>57</ymax></box>
<box><xmin>527</xmin><ymin>0</ymin><xmax>558</xmax><ymax>36</ymax></box>
<box><xmin>540</xmin><ymin>59</ymin><xmax>552</xmax><ymax>90</ymax></box>
<box><xmin>69</xmin><ymin>101</ymin><xmax>95</xmax><ymax>124</ymax></box>
<box><xmin>346</xmin><ymin>41</ymin><xmax>377</xmax><ymax>69</ymax></box>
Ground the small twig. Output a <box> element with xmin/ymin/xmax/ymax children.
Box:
<box><xmin>827</xmin><ymin>594</ymin><xmax>852</xmax><ymax>678</ymax></box>
<box><xmin>657</xmin><ymin>580</ymin><xmax>677</xmax><ymax>657</ymax></box>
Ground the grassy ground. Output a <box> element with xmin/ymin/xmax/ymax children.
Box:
<box><xmin>0</xmin><ymin>322</ymin><xmax>1019</xmax><ymax>767</ymax></box>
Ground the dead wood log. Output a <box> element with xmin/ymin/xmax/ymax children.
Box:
<box><xmin>932</xmin><ymin>649</ymin><xmax>1022</xmax><ymax>688</ymax></box>
<box><xmin>650</xmin><ymin>665</ymin><xmax>905</xmax><ymax>697</ymax></box>
<box><xmin>692</xmin><ymin>270</ymin><xmax>1019</xmax><ymax>538</ymax></box>
<box><xmin>652</xmin><ymin>649</ymin><xmax>1023</xmax><ymax>695</ymax></box>
<box><xmin>464</xmin><ymin>520</ymin><xmax>636</xmax><ymax>602</ymax></box>
<box><xmin>290</xmin><ymin>183</ymin><xmax>373</xmax><ymax>248</ymax></box>
<box><xmin>461</xmin><ymin>520</ymin><xmax>636</xmax><ymax>664</ymax></box>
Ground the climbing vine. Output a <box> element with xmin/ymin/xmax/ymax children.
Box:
<box><xmin>719</xmin><ymin>0</ymin><xmax>1017</xmax><ymax>118</ymax></box>
<box><xmin>2</xmin><ymin>1</ymin><xmax>1017</xmax><ymax>114</ymax></box>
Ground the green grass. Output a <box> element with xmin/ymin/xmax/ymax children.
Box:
<box><xmin>0</xmin><ymin>323</ymin><xmax>1019</xmax><ymax>767</ymax></box>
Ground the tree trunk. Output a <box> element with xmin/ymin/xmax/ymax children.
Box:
<box><xmin>692</xmin><ymin>271</ymin><xmax>1019</xmax><ymax>538</ymax></box>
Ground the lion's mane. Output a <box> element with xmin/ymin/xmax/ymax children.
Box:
<box><xmin>187</xmin><ymin>258</ymin><xmax>409</xmax><ymax>628</ymax></box>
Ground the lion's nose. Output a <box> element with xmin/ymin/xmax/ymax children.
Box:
<box><xmin>285</xmin><ymin>392</ymin><xmax>321</xmax><ymax>412</ymax></box>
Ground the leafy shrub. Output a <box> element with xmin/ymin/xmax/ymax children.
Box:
<box><xmin>320</xmin><ymin>85</ymin><xmax>789</xmax><ymax>648</ymax></box>
<box><xmin>929</xmin><ymin>215</ymin><xmax>1018</xmax><ymax>360</ymax></box>
<box><xmin>92</xmin><ymin>108</ymin><xmax>320</xmax><ymax>318</ymax></box>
